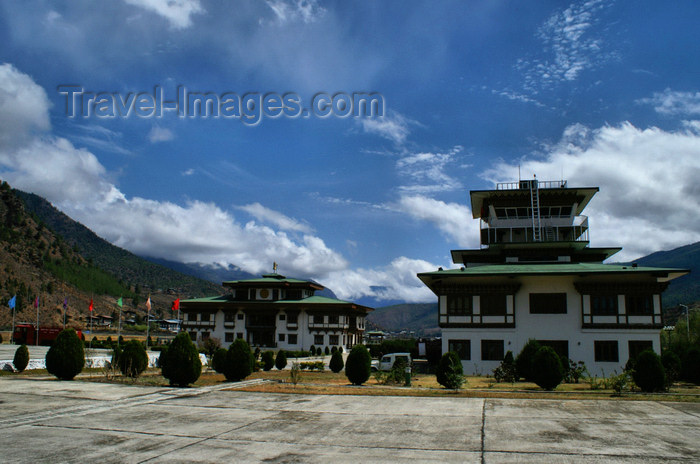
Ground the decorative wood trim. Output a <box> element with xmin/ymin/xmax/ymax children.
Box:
<box><xmin>574</xmin><ymin>282</ymin><xmax>668</xmax><ymax>294</ymax></box>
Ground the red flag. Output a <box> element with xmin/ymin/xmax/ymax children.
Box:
<box><xmin>145</xmin><ymin>296</ymin><xmax>152</xmax><ymax>311</ymax></box>
<box><xmin>34</xmin><ymin>296</ymin><xmax>39</xmax><ymax>308</ymax></box>
<box><xmin>171</xmin><ymin>298</ymin><xmax>180</xmax><ymax>311</ymax></box>
<box><xmin>89</xmin><ymin>299</ymin><xmax>94</xmax><ymax>312</ymax></box>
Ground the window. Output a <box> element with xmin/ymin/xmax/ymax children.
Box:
<box><xmin>236</xmin><ymin>332</ymin><xmax>243</xmax><ymax>339</ymax></box>
<box><xmin>329</xmin><ymin>335</ymin><xmax>339</xmax><ymax>345</ymax></box>
<box><xmin>237</xmin><ymin>313</ymin><xmax>244</xmax><ymax>320</ymax></box>
<box><xmin>480</xmin><ymin>294</ymin><xmax>507</xmax><ymax>316</ymax></box>
<box><xmin>278</xmin><ymin>333</ymin><xmax>285</xmax><ymax>342</ymax></box>
<box><xmin>287</xmin><ymin>313</ymin><xmax>298</xmax><ymax>324</ymax></box>
<box><xmin>529</xmin><ymin>293</ymin><xmax>567</xmax><ymax>314</ymax></box>
<box><xmin>591</xmin><ymin>295</ymin><xmax>618</xmax><ymax>316</ymax></box>
<box><xmin>329</xmin><ymin>314</ymin><xmax>339</xmax><ymax>324</ymax></box>
<box><xmin>288</xmin><ymin>334</ymin><xmax>297</xmax><ymax>344</ymax></box>
<box><xmin>279</xmin><ymin>314</ymin><xmax>286</xmax><ymax>321</ymax></box>
<box><xmin>188</xmin><ymin>331</ymin><xmax>198</xmax><ymax>341</ymax></box>
<box><xmin>202</xmin><ymin>313</ymin><xmax>212</xmax><ymax>322</ymax></box>
<box><xmin>481</xmin><ymin>340</ymin><xmax>504</xmax><ymax>361</ymax></box>
<box><xmin>594</xmin><ymin>341</ymin><xmax>619</xmax><ymax>362</ymax></box>
<box><xmin>224</xmin><ymin>312</ymin><xmax>236</xmax><ymax>322</ymax></box>
<box><xmin>537</xmin><ymin>340</ymin><xmax>569</xmax><ymax>359</ymax></box>
<box><xmin>447</xmin><ymin>295</ymin><xmax>472</xmax><ymax>315</ymax></box>
<box><xmin>201</xmin><ymin>331</ymin><xmax>210</xmax><ymax>341</ymax></box>
<box><xmin>448</xmin><ymin>339</ymin><xmax>471</xmax><ymax>360</ymax></box>
<box><xmin>314</xmin><ymin>334</ymin><xmax>324</xmax><ymax>345</ymax></box>
<box><xmin>628</xmin><ymin>340</ymin><xmax>653</xmax><ymax>360</ymax></box>
<box><xmin>626</xmin><ymin>295</ymin><xmax>653</xmax><ymax>315</ymax></box>
<box><xmin>225</xmin><ymin>332</ymin><xmax>234</xmax><ymax>343</ymax></box>
<box><xmin>187</xmin><ymin>312</ymin><xmax>196</xmax><ymax>321</ymax></box>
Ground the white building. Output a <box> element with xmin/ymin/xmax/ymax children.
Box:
<box><xmin>180</xmin><ymin>272</ymin><xmax>372</xmax><ymax>351</ymax></box>
<box><xmin>418</xmin><ymin>179</ymin><xmax>689</xmax><ymax>375</ymax></box>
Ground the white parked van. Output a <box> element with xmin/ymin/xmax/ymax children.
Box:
<box><xmin>372</xmin><ymin>352</ymin><xmax>412</xmax><ymax>371</ymax></box>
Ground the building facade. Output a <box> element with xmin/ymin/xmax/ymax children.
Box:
<box><xmin>180</xmin><ymin>273</ymin><xmax>372</xmax><ymax>351</ymax></box>
<box><xmin>418</xmin><ymin>179</ymin><xmax>689</xmax><ymax>375</ymax></box>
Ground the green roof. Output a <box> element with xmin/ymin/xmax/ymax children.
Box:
<box><xmin>181</xmin><ymin>294</ymin><xmax>373</xmax><ymax>310</ymax></box>
<box><xmin>418</xmin><ymin>262</ymin><xmax>689</xmax><ymax>278</ymax></box>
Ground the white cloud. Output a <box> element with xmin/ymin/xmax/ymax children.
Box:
<box><xmin>638</xmin><ymin>89</ymin><xmax>700</xmax><ymax>116</ymax></box>
<box><xmin>0</xmin><ymin>63</ymin><xmax>346</xmax><ymax>280</ymax></box>
<box><xmin>396</xmin><ymin>195</ymin><xmax>478</xmax><ymax>248</ymax></box>
<box><xmin>123</xmin><ymin>0</ymin><xmax>204</xmax><ymax>29</ymax></box>
<box><xmin>517</xmin><ymin>0</ymin><xmax>612</xmax><ymax>90</ymax></box>
<box><xmin>360</xmin><ymin>111</ymin><xmax>414</xmax><ymax>145</ymax></box>
<box><xmin>238</xmin><ymin>202</ymin><xmax>314</xmax><ymax>234</ymax></box>
<box><xmin>0</xmin><ymin>63</ymin><xmax>51</xmax><ymax>149</ymax></box>
<box><xmin>483</xmin><ymin>121</ymin><xmax>700</xmax><ymax>261</ymax></box>
<box><xmin>323</xmin><ymin>256</ymin><xmax>441</xmax><ymax>303</ymax></box>
<box><xmin>182</xmin><ymin>168</ymin><xmax>195</xmax><ymax>176</ymax></box>
<box><xmin>266</xmin><ymin>0</ymin><xmax>325</xmax><ymax>24</ymax></box>
<box><xmin>148</xmin><ymin>126</ymin><xmax>175</xmax><ymax>143</ymax></box>
<box><xmin>396</xmin><ymin>145</ymin><xmax>463</xmax><ymax>193</ymax></box>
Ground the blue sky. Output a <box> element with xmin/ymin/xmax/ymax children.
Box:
<box><xmin>1</xmin><ymin>0</ymin><xmax>700</xmax><ymax>305</ymax></box>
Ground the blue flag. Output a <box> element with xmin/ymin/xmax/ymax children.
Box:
<box><xmin>8</xmin><ymin>295</ymin><xmax>16</xmax><ymax>309</ymax></box>
<box><xmin>63</xmin><ymin>298</ymin><xmax>68</xmax><ymax>309</ymax></box>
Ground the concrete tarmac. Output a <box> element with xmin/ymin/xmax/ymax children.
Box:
<box><xmin>0</xmin><ymin>378</ymin><xmax>698</xmax><ymax>463</ymax></box>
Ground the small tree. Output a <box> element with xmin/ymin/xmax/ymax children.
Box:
<box><xmin>493</xmin><ymin>350</ymin><xmax>517</xmax><ymax>383</ymax></box>
<box><xmin>515</xmin><ymin>339</ymin><xmax>541</xmax><ymax>381</ymax></box>
<box><xmin>201</xmin><ymin>337</ymin><xmax>221</xmax><ymax>359</ymax></box>
<box><xmin>324</xmin><ymin>346</ymin><xmax>330</xmax><ymax>355</ymax></box>
<box><xmin>661</xmin><ymin>351</ymin><xmax>682</xmax><ymax>385</ymax></box>
<box><xmin>119</xmin><ymin>340</ymin><xmax>148</xmax><ymax>378</ymax></box>
<box><xmin>345</xmin><ymin>344</ymin><xmax>371</xmax><ymax>385</ymax></box>
<box><xmin>436</xmin><ymin>351</ymin><xmax>464</xmax><ymax>389</ymax></box>
<box><xmin>532</xmin><ymin>346</ymin><xmax>564</xmax><ymax>391</ymax></box>
<box><xmin>225</xmin><ymin>338</ymin><xmax>254</xmax><ymax>381</ymax></box>
<box><xmin>13</xmin><ymin>344</ymin><xmax>29</xmax><ymax>372</ymax></box>
<box><xmin>275</xmin><ymin>350</ymin><xmax>288</xmax><ymax>370</ymax></box>
<box><xmin>329</xmin><ymin>350</ymin><xmax>344</xmax><ymax>373</ymax></box>
<box><xmin>262</xmin><ymin>351</ymin><xmax>275</xmax><ymax>371</ymax></box>
<box><xmin>310</xmin><ymin>345</ymin><xmax>316</xmax><ymax>355</ymax></box>
<box><xmin>681</xmin><ymin>348</ymin><xmax>700</xmax><ymax>385</ymax></box>
<box><xmin>162</xmin><ymin>332</ymin><xmax>202</xmax><ymax>387</ymax></box>
<box><xmin>632</xmin><ymin>349</ymin><xmax>666</xmax><ymax>392</ymax></box>
<box><xmin>212</xmin><ymin>348</ymin><xmax>228</xmax><ymax>374</ymax></box>
<box><xmin>45</xmin><ymin>328</ymin><xmax>84</xmax><ymax>380</ymax></box>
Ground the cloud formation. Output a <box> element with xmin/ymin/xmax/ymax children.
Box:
<box><xmin>123</xmin><ymin>0</ymin><xmax>204</xmax><ymax>29</ymax></box>
<box><xmin>639</xmin><ymin>89</ymin><xmax>700</xmax><ymax>116</ymax></box>
<box><xmin>148</xmin><ymin>126</ymin><xmax>175</xmax><ymax>143</ymax></box>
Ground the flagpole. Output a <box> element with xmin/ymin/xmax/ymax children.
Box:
<box><xmin>117</xmin><ymin>296</ymin><xmax>122</xmax><ymax>347</ymax></box>
<box><xmin>36</xmin><ymin>296</ymin><xmax>39</xmax><ymax>346</ymax></box>
<box><xmin>145</xmin><ymin>294</ymin><xmax>151</xmax><ymax>349</ymax></box>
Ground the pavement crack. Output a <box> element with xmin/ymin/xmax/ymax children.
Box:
<box><xmin>480</xmin><ymin>399</ymin><xmax>486</xmax><ymax>464</ymax></box>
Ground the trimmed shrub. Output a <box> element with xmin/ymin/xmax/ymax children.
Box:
<box><xmin>436</xmin><ymin>351</ymin><xmax>464</xmax><ymax>389</ymax></box>
<box><xmin>345</xmin><ymin>344</ymin><xmax>371</xmax><ymax>385</ymax></box>
<box><xmin>324</xmin><ymin>346</ymin><xmax>330</xmax><ymax>355</ymax></box>
<box><xmin>515</xmin><ymin>339</ymin><xmax>541</xmax><ymax>381</ymax></box>
<box><xmin>331</xmin><ymin>346</ymin><xmax>337</xmax><ymax>353</ymax></box>
<box><xmin>119</xmin><ymin>340</ymin><xmax>148</xmax><ymax>378</ymax></box>
<box><xmin>212</xmin><ymin>348</ymin><xmax>228</xmax><ymax>373</ymax></box>
<box><xmin>45</xmin><ymin>328</ymin><xmax>84</xmax><ymax>380</ymax></box>
<box><xmin>632</xmin><ymin>349</ymin><xmax>666</xmax><ymax>392</ymax></box>
<box><xmin>275</xmin><ymin>350</ymin><xmax>288</xmax><ymax>370</ymax></box>
<box><xmin>13</xmin><ymin>344</ymin><xmax>29</xmax><ymax>372</ymax></box>
<box><xmin>329</xmin><ymin>350</ymin><xmax>344</xmax><ymax>373</ymax></box>
<box><xmin>681</xmin><ymin>348</ymin><xmax>700</xmax><ymax>384</ymax></box>
<box><xmin>532</xmin><ymin>346</ymin><xmax>564</xmax><ymax>391</ymax></box>
<box><xmin>493</xmin><ymin>350</ymin><xmax>517</xmax><ymax>383</ymax></box>
<box><xmin>161</xmin><ymin>332</ymin><xmax>202</xmax><ymax>387</ymax></box>
<box><xmin>339</xmin><ymin>347</ymin><xmax>343</xmax><ymax>354</ymax></box>
<box><xmin>262</xmin><ymin>351</ymin><xmax>275</xmax><ymax>371</ymax></box>
<box><xmin>225</xmin><ymin>338</ymin><xmax>254</xmax><ymax>381</ymax></box>
<box><xmin>661</xmin><ymin>351</ymin><xmax>682</xmax><ymax>384</ymax></box>
<box><xmin>310</xmin><ymin>345</ymin><xmax>316</xmax><ymax>355</ymax></box>
<box><xmin>157</xmin><ymin>346</ymin><xmax>168</xmax><ymax>368</ymax></box>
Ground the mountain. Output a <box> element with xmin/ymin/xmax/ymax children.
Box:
<box><xmin>366</xmin><ymin>302</ymin><xmax>439</xmax><ymax>336</ymax></box>
<box><xmin>633</xmin><ymin>241</ymin><xmax>700</xmax><ymax>309</ymax></box>
<box><xmin>15</xmin><ymin>190</ymin><xmax>221</xmax><ymax>297</ymax></box>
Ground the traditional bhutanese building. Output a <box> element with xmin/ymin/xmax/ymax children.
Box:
<box><xmin>180</xmin><ymin>272</ymin><xmax>372</xmax><ymax>351</ymax></box>
<box><xmin>418</xmin><ymin>178</ymin><xmax>689</xmax><ymax>375</ymax></box>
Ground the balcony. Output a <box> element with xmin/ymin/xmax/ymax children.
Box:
<box><xmin>496</xmin><ymin>180</ymin><xmax>567</xmax><ymax>190</ymax></box>
<box><xmin>480</xmin><ymin>215</ymin><xmax>589</xmax><ymax>246</ymax></box>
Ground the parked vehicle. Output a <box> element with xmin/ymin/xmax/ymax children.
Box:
<box><xmin>371</xmin><ymin>352</ymin><xmax>412</xmax><ymax>371</ymax></box>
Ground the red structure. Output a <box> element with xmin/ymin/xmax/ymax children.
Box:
<box><xmin>12</xmin><ymin>324</ymin><xmax>83</xmax><ymax>345</ymax></box>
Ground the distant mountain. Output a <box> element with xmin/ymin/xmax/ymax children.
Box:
<box><xmin>633</xmin><ymin>241</ymin><xmax>699</xmax><ymax>308</ymax></box>
<box><xmin>366</xmin><ymin>302</ymin><xmax>439</xmax><ymax>336</ymax></box>
<box><xmin>142</xmin><ymin>257</ymin><xmax>256</xmax><ymax>284</ymax></box>
<box><xmin>15</xmin><ymin>190</ymin><xmax>221</xmax><ymax>297</ymax></box>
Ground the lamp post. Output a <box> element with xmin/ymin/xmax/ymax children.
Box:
<box><xmin>679</xmin><ymin>304</ymin><xmax>690</xmax><ymax>340</ymax></box>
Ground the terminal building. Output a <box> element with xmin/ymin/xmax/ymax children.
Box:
<box><xmin>418</xmin><ymin>178</ymin><xmax>689</xmax><ymax>375</ymax></box>
<box><xmin>180</xmin><ymin>271</ymin><xmax>372</xmax><ymax>351</ymax></box>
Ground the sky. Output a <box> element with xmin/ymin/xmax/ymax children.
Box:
<box><xmin>1</xmin><ymin>0</ymin><xmax>700</xmax><ymax>305</ymax></box>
